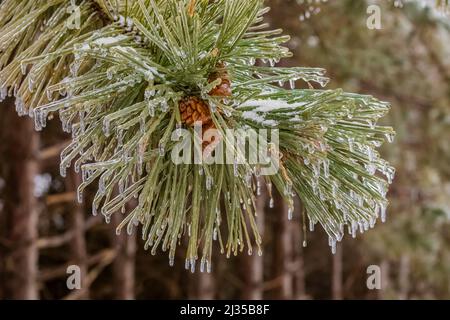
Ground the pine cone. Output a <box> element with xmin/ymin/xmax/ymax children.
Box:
<box><xmin>208</xmin><ymin>62</ymin><xmax>232</xmax><ymax>97</ymax></box>
<box><xmin>179</xmin><ymin>96</ymin><xmax>213</xmax><ymax>127</ymax></box>
<box><xmin>179</xmin><ymin>96</ymin><xmax>221</xmax><ymax>151</ymax></box>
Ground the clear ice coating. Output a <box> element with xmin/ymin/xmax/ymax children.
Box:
<box><xmin>0</xmin><ymin>0</ymin><xmax>398</xmax><ymax>271</ymax></box>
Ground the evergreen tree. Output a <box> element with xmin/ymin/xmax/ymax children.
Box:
<box><xmin>271</xmin><ymin>0</ymin><xmax>450</xmax><ymax>298</ymax></box>
<box><xmin>0</xmin><ymin>0</ymin><xmax>395</xmax><ymax>271</ymax></box>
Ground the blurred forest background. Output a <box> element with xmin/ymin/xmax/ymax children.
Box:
<box><xmin>0</xmin><ymin>0</ymin><xmax>449</xmax><ymax>300</ymax></box>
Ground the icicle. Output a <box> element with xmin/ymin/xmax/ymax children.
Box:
<box><xmin>79</xmin><ymin>111</ymin><xmax>85</xmax><ymax>133</ymax></box>
<box><xmin>160</xmin><ymin>100</ymin><xmax>169</xmax><ymax>112</ymax></box>
<box><xmin>288</xmin><ymin>206</ymin><xmax>293</xmax><ymax>221</ymax></box>
<box><xmin>369</xmin><ymin>217</ymin><xmax>376</xmax><ymax>229</ymax></box>
<box><xmin>233</xmin><ymin>160</ymin><xmax>239</xmax><ymax>177</ymax></box>
<box><xmin>367</xmin><ymin>146</ymin><xmax>375</xmax><ymax>162</ymax></box>
<box><xmin>106</xmin><ymin>68</ymin><xmax>114</xmax><ymax>80</ymax></box>
<box><xmin>330</xmin><ymin>238</ymin><xmax>337</xmax><ymax>255</ymax></box>
<box><xmin>303</xmin><ymin>157</ymin><xmax>310</xmax><ymax>165</ymax></box>
<box><xmin>33</xmin><ymin>109</ymin><xmax>47</xmax><ymax>131</ymax></box>
<box><xmin>223</xmin><ymin>108</ymin><xmax>232</xmax><ymax>117</ymax></box>
<box><xmin>200</xmin><ymin>257</ymin><xmax>206</xmax><ymax>273</ymax></box>
<box><xmin>256</xmin><ymin>179</ymin><xmax>261</xmax><ymax>196</ymax></box>
<box><xmin>175</xmin><ymin>122</ymin><xmax>183</xmax><ymax>137</ymax></box>
<box><xmin>269</xmin><ymin>197</ymin><xmax>274</xmax><ymax>208</ymax></box>
<box><xmin>0</xmin><ymin>86</ymin><xmax>7</xmax><ymax>101</ymax></box>
<box><xmin>118</xmin><ymin>179</ymin><xmax>125</xmax><ymax>194</ymax></box>
<box><xmin>60</xmin><ymin>163</ymin><xmax>68</xmax><ymax>178</ymax></box>
<box><xmin>77</xmin><ymin>188</ymin><xmax>83</xmax><ymax>203</ymax></box>
<box><xmin>312</xmin><ymin>162</ymin><xmax>320</xmax><ymax>178</ymax></box>
<box><xmin>139</xmin><ymin>116</ymin><xmax>146</xmax><ymax>134</ymax></box>
<box><xmin>20</xmin><ymin>62</ymin><xmax>27</xmax><ymax>75</ymax></box>
<box><xmin>348</xmin><ymin>137</ymin><xmax>355</xmax><ymax>152</ymax></box>
<box><xmin>351</xmin><ymin>221</ymin><xmax>357</xmax><ymax>238</ymax></box>
<box><xmin>363</xmin><ymin>221</ymin><xmax>369</xmax><ymax>231</ymax></box>
<box><xmin>323</xmin><ymin>159</ymin><xmax>330</xmax><ymax>178</ymax></box>
<box><xmin>127</xmin><ymin>221</ymin><xmax>135</xmax><ymax>236</ymax></box>
<box><xmin>158</xmin><ymin>141</ymin><xmax>165</xmax><ymax>156</ymax></box>
<box><xmin>209</xmin><ymin>100</ymin><xmax>217</xmax><ymax>113</ymax></box>
<box><xmin>28</xmin><ymin>76</ymin><xmax>34</xmax><ymax>92</ymax></box>
<box><xmin>117</xmin><ymin>130</ymin><xmax>124</xmax><ymax>148</ymax></box>
<box><xmin>311</xmin><ymin>178</ymin><xmax>319</xmax><ymax>196</ymax></box>
<box><xmin>15</xmin><ymin>99</ymin><xmax>25</xmax><ymax>116</ymax></box>
<box><xmin>145</xmin><ymin>88</ymin><xmax>155</xmax><ymax>100</ymax></box>
<box><xmin>103</xmin><ymin>118</ymin><xmax>111</xmax><ymax>137</ymax></box>
<box><xmin>385</xmin><ymin>166</ymin><xmax>396</xmax><ymax>184</ymax></box>
<box><xmin>289</xmin><ymin>79</ymin><xmax>296</xmax><ymax>89</ymax></box>
<box><xmin>284</xmin><ymin>181</ymin><xmax>293</xmax><ymax>196</ymax></box>
<box><xmin>147</xmin><ymin>100</ymin><xmax>156</xmax><ymax>117</ymax></box>
<box><xmin>380</xmin><ymin>203</ymin><xmax>387</xmax><ymax>223</ymax></box>
<box><xmin>309</xmin><ymin>220</ymin><xmax>315</xmax><ymax>232</ymax></box>
<box><xmin>385</xmin><ymin>132</ymin><xmax>395</xmax><ymax>143</ymax></box>
<box><xmin>206</xmin><ymin>175</ymin><xmax>213</xmax><ymax>190</ymax></box>
<box><xmin>365</xmin><ymin>163</ymin><xmax>376</xmax><ymax>175</ymax></box>
<box><xmin>332</xmin><ymin>182</ymin><xmax>338</xmax><ymax>198</ymax></box>
<box><xmin>366</xmin><ymin>119</ymin><xmax>375</xmax><ymax>129</ymax></box>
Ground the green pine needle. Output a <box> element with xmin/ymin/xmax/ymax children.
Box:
<box><xmin>0</xmin><ymin>0</ymin><xmax>395</xmax><ymax>271</ymax></box>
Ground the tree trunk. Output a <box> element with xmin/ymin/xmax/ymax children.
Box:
<box><xmin>239</xmin><ymin>180</ymin><xmax>266</xmax><ymax>300</ymax></box>
<box><xmin>331</xmin><ymin>243</ymin><xmax>343</xmax><ymax>300</ymax></box>
<box><xmin>292</xmin><ymin>206</ymin><xmax>306</xmax><ymax>299</ymax></box>
<box><xmin>1</xmin><ymin>102</ymin><xmax>39</xmax><ymax>299</ymax></box>
<box><xmin>111</xmin><ymin>210</ymin><xmax>136</xmax><ymax>300</ymax></box>
<box><xmin>272</xmin><ymin>192</ymin><xmax>294</xmax><ymax>299</ymax></box>
<box><xmin>378</xmin><ymin>260</ymin><xmax>390</xmax><ymax>300</ymax></box>
<box><xmin>188</xmin><ymin>271</ymin><xmax>216</xmax><ymax>300</ymax></box>
<box><xmin>398</xmin><ymin>255</ymin><xmax>410</xmax><ymax>300</ymax></box>
<box><xmin>66</xmin><ymin>170</ymin><xmax>89</xmax><ymax>299</ymax></box>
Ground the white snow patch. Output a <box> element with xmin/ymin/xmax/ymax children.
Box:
<box><xmin>241</xmin><ymin>111</ymin><xmax>277</xmax><ymax>126</ymax></box>
<box><xmin>93</xmin><ymin>35</ymin><xmax>128</xmax><ymax>46</ymax></box>
<box><xmin>240</xmin><ymin>99</ymin><xmax>308</xmax><ymax>112</ymax></box>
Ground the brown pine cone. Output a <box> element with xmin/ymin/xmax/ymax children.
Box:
<box><xmin>208</xmin><ymin>62</ymin><xmax>232</xmax><ymax>97</ymax></box>
<box><xmin>179</xmin><ymin>96</ymin><xmax>222</xmax><ymax>152</ymax></box>
<box><xmin>179</xmin><ymin>96</ymin><xmax>213</xmax><ymax>127</ymax></box>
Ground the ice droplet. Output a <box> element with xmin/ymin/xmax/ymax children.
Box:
<box><xmin>385</xmin><ymin>132</ymin><xmax>395</xmax><ymax>143</ymax></box>
<box><xmin>288</xmin><ymin>207</ymin><xmax>293</xmax><ymax>221</ymax></box>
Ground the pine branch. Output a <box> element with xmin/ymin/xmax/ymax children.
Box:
<box><xmin>0</xmin><ymin>0</ymin><xmax>396</xmax><ymax>271</ymax></box>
